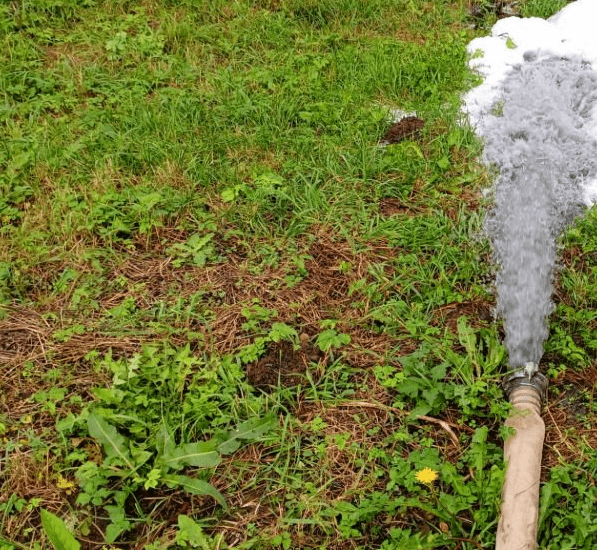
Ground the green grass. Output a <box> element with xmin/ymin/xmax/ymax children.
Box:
<box><xmin>519</xmin><ymin>0</ymin><xmax>570</xmax><ymax>18</ymax></box>
<box><xmin>2</xmin><ymin>1</ymin><xmax>597</xmax><ymax>549</ymax></box>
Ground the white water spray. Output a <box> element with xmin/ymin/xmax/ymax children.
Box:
<box><xmin>483</xmin><ymin>56</ymin><xmax>597</xmax><ymax>368</ymax></box>
<box><xmin>463</xmin><ymin>0</ymin><xmax>597</xmax><ymax>368</ymax></box>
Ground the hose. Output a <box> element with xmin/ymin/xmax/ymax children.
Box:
<box><xmin>496</xmin><ymin>371</ymin><xmax>548</xmax><ymax>550</ymax></box>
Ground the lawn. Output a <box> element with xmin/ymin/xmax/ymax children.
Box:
<box><xmin>2</xmin><ymin>1</ymin><xmax>597</xmax><ymax>549</ymax></box>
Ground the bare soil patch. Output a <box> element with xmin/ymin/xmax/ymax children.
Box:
<box><xmin>381</xmin><ymin>116</ymin><xmax>425</xmax><ymax>145</ymax></box>
<box><xmin>246</xmin><ymin>335</ymin><xmax>323</xmax><ymax>389</ymax></box>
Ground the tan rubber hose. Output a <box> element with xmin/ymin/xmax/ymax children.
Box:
<box><xmin>496</xmin><ymin>387</ymin><xmax>545</xmax><ymax>550</ymax></box>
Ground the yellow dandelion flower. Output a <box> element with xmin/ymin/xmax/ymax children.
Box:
<box><xmin>57</xmin><ymin>476</ymin><xmax>75</xmax><ymax>489</ymax></box>
<box><xmin>415</xmin><ymin>468</ymin><xmax>438</xmax><ymax>484</ymax></box>
<box><xmin>57</xmin><ymin>475</ymin><xmax>76</xmax><ymax>495</ymax></box>
<box><xmin>24</xmin><ymin>415</ymin><xmax>32</xmax><ymax>424</ymax></box>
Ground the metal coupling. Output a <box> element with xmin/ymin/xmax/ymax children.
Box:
<box><xmin>502</xmin><ymin>363</ymin><xmax>548</xmax><ymax>404</ymax></box>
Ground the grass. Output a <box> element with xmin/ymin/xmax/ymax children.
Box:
<box><xmin>1</xmin><ymin>0</ymin><xmax>596</xmax><ymax>549</ymax></box>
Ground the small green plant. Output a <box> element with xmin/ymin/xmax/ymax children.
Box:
<box><xmin>31</xmin><ymin>387</ymin><xmax>67</xmax><ymax>415</ymax></box>
<box><xmin>375</xmin><ymin>344</ymin><xmax>455</xmax><ymax>417</ymax></box>
<box><xmin>316</xmin><ymin>328</ymin><xmax>351</xmax><ymax>352</ymax></box>
<box><xmin>537</xmin><ymin>464</ymin><xmax>597</xmax><ymax>547</ymax></box>
<box><xmin>238</xmin><ymin>322</ymin><xmax>299</xmax><ymax>363</ymax></box>
<box><xmin>175</xmin><ymin>515</ymin><xmax>222</xmax><ymax>549</ymax></box>
<box><xmin>241</xmin><ymin>301</ymin><xmax>279</xmax><ymax>332</ymax></box>
<box><xmin>40</xmin><ymin>509</ymin><xmax>80</xmax><ymax>550</ymax></box>
<box><xmin>168</xmin><ymin>230</ymin><xmax>217</xmax><ymax>267</ymax></box>
<box><xmin>545</xmin><ymin>325</ymin><xmax>589</xmax><ymax>367</ymax></box>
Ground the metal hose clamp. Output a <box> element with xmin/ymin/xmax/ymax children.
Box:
<box><xmin>502</xmin><ymin>363</ymin><xmax>548</xmax><ymax>402</ymax></box>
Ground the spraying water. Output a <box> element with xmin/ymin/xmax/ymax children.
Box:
<box><xmin>482</xmin><ymin>56</ymin><xmax>597</xmax><ymax>368</ymax></box>
<box><xmin>462</xmin><ymin>1</ymin><xmax>597</xmax><ymax>372</ymax></box>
